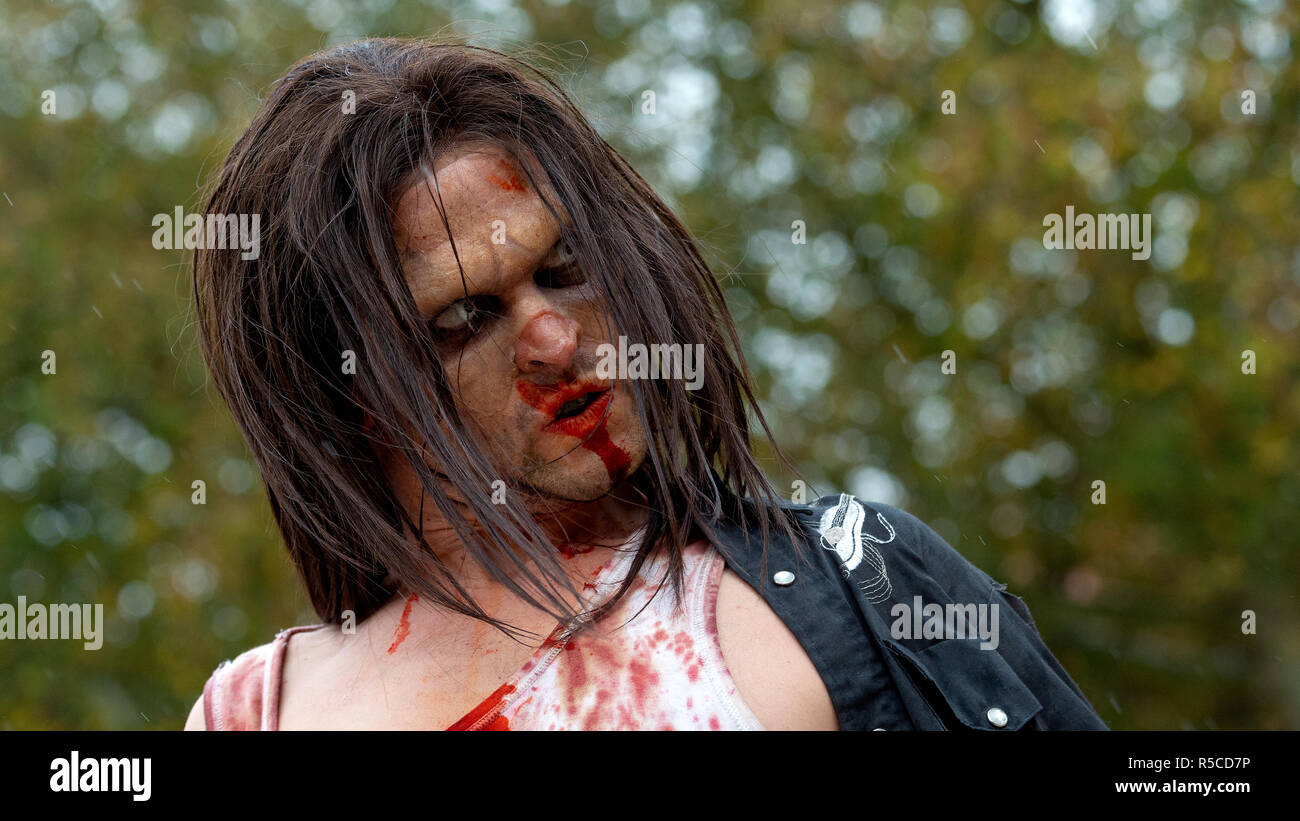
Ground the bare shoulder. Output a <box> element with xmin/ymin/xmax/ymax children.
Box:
<box><xmin>183</xmin><ymin>694</ymin><xmax>206</xmax><ymax>730</ymax></box>
<box><xmin>278</xmin><ymin>623</ymin><xmax>372</xmax><ymax>729</ymax></box>
<box><xmin>277</xmin><ymin>594</ymin><xmax>435</xmax><ymax>729</ymax></box>
<box><xmin>715</xmin><ymin>566</ymin><xmax>840</xmax><ymax>731</ymax></box>
<box><xmin>281</xmin><ymin>622</ymin><xmax>349</xmax><ymax>674</ymax></box>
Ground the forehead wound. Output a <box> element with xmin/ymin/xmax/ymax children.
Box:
<box><xmin>394</xmin><ymin>153</ymin><xmax>534</xmax><ymax>257</ymax></box>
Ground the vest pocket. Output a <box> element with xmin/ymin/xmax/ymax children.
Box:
<box><xmin>884</xmin><ymin>636</ymin><xmax>1044</xmax><ymax>731</ymax></box>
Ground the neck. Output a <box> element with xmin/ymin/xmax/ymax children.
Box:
<box><xmin>400</xmin><ymin>472</ymin><xmax>652</xmax><ymax>603</ymax></box>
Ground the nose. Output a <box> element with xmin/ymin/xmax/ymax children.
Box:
<box><xmin>514</xmin><ymin>308</ymin><xmax>580</xmax><ymax>374</ymax></box>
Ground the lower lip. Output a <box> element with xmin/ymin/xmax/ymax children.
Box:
<box><xmin>543</xmin><ymin>390</ymin><xmax>613</xmax><ymax>438</ymax></box>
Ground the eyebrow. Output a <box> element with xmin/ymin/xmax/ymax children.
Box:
<box><xmin>399</xmin><ymin>248</ymin><xmax>467</xmax><ymax>311</ymax></box>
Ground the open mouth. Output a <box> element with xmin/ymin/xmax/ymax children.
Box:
<box><xmin>553</xmin><ymin>391</ymin><xmax>605</xmax><ymax>421</ymax></box>
<box><xmin>516</xmin><ymin>379</ymin><xmax>615</xmax><ymax>438</ymax></box>
<box><xmin>542</xmin><ymin>389</ymin><xmax>613</xmax><ymax>437</ymax></box>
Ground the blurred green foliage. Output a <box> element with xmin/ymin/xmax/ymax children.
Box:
<box><xmin>0</xmin><ymin>0</ymin><xmax>1297</xmax><ymax>729</ymax></box>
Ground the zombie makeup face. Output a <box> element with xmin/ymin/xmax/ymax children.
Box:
<box><xmin>391</xmin><ymin>143</ymin><xmax>648</xmax><ymax>502</ymax></box>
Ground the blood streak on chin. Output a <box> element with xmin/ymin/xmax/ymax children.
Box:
<box><xmin>386</xmin><ymin>593</ymin><xmax>418</xmax><ymax>654</ymax></box>
<box><xmin>580</xmin><ymin>423</ymin><xmax>631</xmax><ymax>482</ymax></box>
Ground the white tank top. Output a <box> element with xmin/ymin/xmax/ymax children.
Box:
<box><xmin>448</xmin><ymin>535</ymin><xmax>766</xmax><ymax>731</ymax></box>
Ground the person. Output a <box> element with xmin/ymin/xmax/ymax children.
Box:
<box><xmin>185</xmin><ymin>38</ymin><xmax>1105</xmax><ymax>731</ymax></box>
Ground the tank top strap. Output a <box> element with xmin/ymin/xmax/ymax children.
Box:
<box><xmin>201</xmin><ymin>624</ymin><xmax>327</xmax><ymax>730</ymax></box>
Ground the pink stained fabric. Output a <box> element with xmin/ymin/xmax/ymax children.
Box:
<box><xmin>199</xmin><ymin>538</ymin><xmax>763</xmax><ymax>730</ymax></box>
<box><xmin>201</xmin><ymin>624</ymin><xmax>326</xmax><ymax>730</ymax></box>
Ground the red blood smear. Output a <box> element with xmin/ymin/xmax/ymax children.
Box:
<box><xmin>514</xmin><ymin>379</ymin><xmax>573</xmax><ymax>417</ymax></box>
<box><xmin>540</xmin><ymin>625</ymin><xmax>574</xmax><ymax>650</ymax></box>
<box><xmin>627</xmin><ymin>657</ymin><xmax>659</xmax><ymax>711</ymax></box>
<box><xmin>585</xmin><ymin>689</ymin><xmax>614</xmax><ymax>731</ymax></box>
<box><xmin>709</xmin><ymin>716</ymin><xmax>721</xmax><ymax>730</ymax></box>
<box><xmin>615</xmin><ymin>702</ymin><xmax>635</xmax><ymax>730</ymax></box>
<box><xmin>671</xmin><ymin>630</ymin><xmax>694</xmax><ymax>655</ymax></box>
<box><xmin>581</xmin><ymin>424</ymin><xmax>631</xmax><ymax>483</ymax></box>
<box><xmin>564</xmin><ymin>641</ymin><xmax>588</xmax><ymax>690</ymax></box>
<box><xmin>515</xmin><ymin>380</ymin><xmax>631</xmax><ymax>483</ymax></box>
<box><xmin>557</xmin><ymin>542</ymin><xmax>596</xmax><ymax>559</ymax></box>
<box><xmin>447</xmin><ymin>682</ymin><xmax>517</xmax><ymax>731</ymax></box>
<box><xmin>386</xmin><ymin>593</ymin><xmax>418</xmax><ymax>654</ymax></box>
<box><xmin>487</xmin><ymin>172</ymin><xmax>527</xmax><ymax>192</ymax></box>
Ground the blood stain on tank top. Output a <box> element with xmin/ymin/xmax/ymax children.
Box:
<box><xmin>554</xmin><ymin>635</ymin><xmax>641</xmax><ymax>729</ymax></box>
<box><xmin>627</xmin><ymin>656</ymin><xmax>659</xmax><ymax>710</ymax></box>
<box><xmin>447</xmin><ymin>682</ymin><xmax>516</xmax><ymax>731</ymax></box>
<box><xmin>670</xmin><ymin>630</ymin><xmax>694</xmax><ymax>656</ymax></box>
<box><xmin>541</xmin><ymin>625</ymin><xmax>574</xmax><ymax>651</ymax></box>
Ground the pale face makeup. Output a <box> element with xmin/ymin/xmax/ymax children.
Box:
<box><xmin>390</xmin><ymin>142</ymin><xmax>649</xmax><ymax>509</ymax></box>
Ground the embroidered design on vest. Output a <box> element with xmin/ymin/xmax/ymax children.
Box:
<box><xmin>818</xmin><ymin>494</ymin><xmax>894</xmax><ymax>603</ymax></box>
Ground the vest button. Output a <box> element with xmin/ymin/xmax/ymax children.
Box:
<box><xmin>773</xmin><ymin>570</ymin><xmax>796</xmax><ymax>586</ymax></box>
<box><xmin>986</xmin><ymin>707</ymin><xmax>1008</xmax><ymax>728</ymax></box>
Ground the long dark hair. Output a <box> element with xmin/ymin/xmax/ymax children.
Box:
<box><xmin>193</xmin><ymin>37</ymin><xmax>805</xmax><ymax>643</ymax></box>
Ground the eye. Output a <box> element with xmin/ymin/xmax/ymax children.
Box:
<box><xmin>534</xmin><ymin>238</ymin><xmax>586</xmax><ymax>290</ymax></box>
<box><xmin>430</xmin><ymin>296</ymin><xmax>499</xmax><ymax>339</ymax></box>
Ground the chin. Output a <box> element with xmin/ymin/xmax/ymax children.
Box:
<box><xmin>522</xmin><ymin>443</ymin><xmax>643</xmax><ymax>501</ymax></box>
<box><xmin>524</xmin><ymin>463</ymin><xmax>617</xmax><ymax>501</ymax></box>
